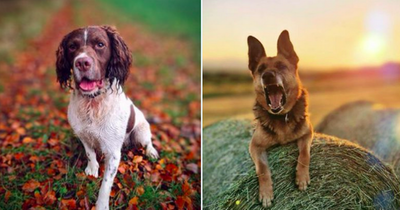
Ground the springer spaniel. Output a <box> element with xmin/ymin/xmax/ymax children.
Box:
<box><xmin>55</xmin><ymin>25</ymin><xmax>158</xmax><ymax>209</ymax></box>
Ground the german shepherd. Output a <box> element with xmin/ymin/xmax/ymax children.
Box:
<box><xmin>247</xmin><ymin>30</ymin><xmax>313</xmax><ymax>207</ymax></box>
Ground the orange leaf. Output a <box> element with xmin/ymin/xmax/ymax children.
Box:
<box><xmin>118</xmin><ymin>165</ymin><xmax>126</xmax><ymax>174</ymax></box>
<box><xmin>128</xmin><ymin>196</ymin><xmax>139</xmax><ymax>205</ymax></box>
<box><xmin>22</xmin><ymin>179</ymin><xmax>40</xmax><ymax>192</ymax></box>
<box><xmin>48</xmin><ymin>138</ymin><xmax>58</xmax><ymax>146</ymax></box>
<box><xmin>44</xmin><ymin>190</ymin><xmax>56</xmax><ymax>205</ymax></box>
<box><xmin>22</xmin><ymin>137</ymin><xmax>34</xmax><ymax>144</ymax></box>
<box><xmin>16</xmin><ymin>127</ymin><xmax>26</xmax><ymax>135</ymax></box>
<box><xmin>76</xmin><ymin>189</ymin><xmax>85</xmax><ymax>197</ymax></box>
<box><xmin>29</xmin><ymin>155</ymin><xmax>40</xmax><ymax>162</ymax></box>
<box><xmin>136</xmin><ymin>186</ymin><xmax>144</xmax><ymax>196</ymax></box>
<box><xmin>110</xmin><ymin>189</ymin><xmax>116</xmax><ymax>197</ymax></box>
<box><xmin>123</xmin><ymin>173</ymin><xmax>136</xmax><ymax>188</ymax></box>
<box><xmin>34</xmin><ymin>190</ymin><xmax>44</xmax><ymax>205</ymax></box>
<box><xmin>5</xmin><ymin>191</ymin><xmax>11</xmax><ymax>202</ymax></box>
<box><xmin>182</xmin><ymin>196</ymin><xmax>192</xmax><ymax>209</ymax></box>
<box><xmin>175</xmin><ymin>196</ymin><xmax>185</xmax><ymax>210</ymax></box>
<box><xmin>61</xmin><ymin>199</ymin><xmax>76</xmax><ymax>209</ymax></box>
<box><xmin>133</xmin><ymin>156</ymin><xmax>143</xmax><ymax>163</ymax></box>
<box><xmin>182</xmin><ymin>181</ymin><xmax>192</xmax><ymax>197</ymax></box>
<box><xmin>14</xmin><ymin>153</ymin><xmax>24</xmax><ymax>160</ymax></box>
<box><xmin>165</xmin><ymin>163</ymin><xmax>179</xmax><ymax>175</ymax></box>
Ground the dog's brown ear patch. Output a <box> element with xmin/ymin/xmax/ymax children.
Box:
<box><xmin>247</xmin><ymin>36</ymin><xmax>266</xmax><ymax>73</ymax></box>
<box><xmin>56</xmin><ymin>33</ymin><xmax>73</xmax><ymax>89</ymax></box>
<box><xmin>277</xmin><ymin>30</ymin><xmax>299</xmax><ymax>68</ymax></box>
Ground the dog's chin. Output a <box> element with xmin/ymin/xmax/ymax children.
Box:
<box><xmin>268</xmin><ymin>106</ymin><xmax>284</xmax><ymax>115</ymax></box>
<box><xmin>264</xmin><ymin>84</ymin><xmax>287</xmax><ymax>115</ymax></box>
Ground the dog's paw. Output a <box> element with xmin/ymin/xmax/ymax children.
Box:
<box><xmin>146</xmin><ymin>145</ymin><xmax>159</xmax><ymax>159</ymax></box>
<box><xmin>296</xmin><ymin>167</ymin><xmax>310</xmax><ymax>191</ymax></box>
<box><xmin>259</xmin><ymin>185</ymin><xmax>274</xmax><ymax>207</ymax></box>
<box><xmin>85</xmin><ymin>162</ymin><xmax>99</xmax><ymax>178</ymax></box>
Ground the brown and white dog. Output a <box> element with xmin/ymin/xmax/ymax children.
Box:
<box><xmin>55</xmin><ymin>25</ymin><xmax>158</xmax><ymax>209</ymax></box>
<box><xmin>247</xmin><ymin>30</ymin><xmax>313</xmax><ymax>207</ymax></box>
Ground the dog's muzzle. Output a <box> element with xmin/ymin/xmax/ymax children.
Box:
<box><xmin>262</xmin><ymin>72</ymin><xmax>287</xmax><ymax>114</ymax></box>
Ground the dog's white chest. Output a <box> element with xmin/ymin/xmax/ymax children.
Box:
<box><xmin>67</xmin><ymin>91</ymin><xmax>130</xmax><ymax>149</ymax></box>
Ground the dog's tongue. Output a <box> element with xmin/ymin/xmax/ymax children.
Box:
<box><xmin>268</xmin><ymin>92</ymin><xmax>283</xmax><ymax>110</ymax></box>
<box><xmin>79</xmin><ymin>80</ymin><xmax>101</xmax><ymax>91</ymax></box>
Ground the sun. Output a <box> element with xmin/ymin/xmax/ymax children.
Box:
<box><xmin>362</xmin><ymin>34</ymin><xmax>384</xmax><ymax>56</ymax></box>
<box><xmin>354</xmin><ymin>10</ymin><xmax>391</xmax><ymax>66</ymax></box>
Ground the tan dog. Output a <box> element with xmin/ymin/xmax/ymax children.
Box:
<box><xmin>247</xmin><ymin>30</ymin><xmax>313</xmax><ymax>207</ymax></box>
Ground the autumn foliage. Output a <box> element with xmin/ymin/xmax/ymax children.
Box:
<box><xmin>0</xmin><ymin>1</ymin><xmax>200</xmax><ymax>209</ymax></box>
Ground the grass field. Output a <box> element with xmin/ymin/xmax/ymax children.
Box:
<box><xmin>100</xmin><ymin>0</ymin><xmax>201</xmax><ymax>62</ymax></box>
<box><xmin>204</xmin><ymin>63</ymin><xmax>400</xmax><ymax>126</ymax></box>
<box><xmin>0</xmin><ymin>0</ymin><xmax>200</xmax><ymax>209</ymax></box>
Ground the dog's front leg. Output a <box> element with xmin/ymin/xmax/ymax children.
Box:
<box><xmin>296</xmin><ymin>132</ymin><xmax>312</xmax><ymax>190</ymax></box>
<box><xmin>96</xmin><ymin>151</ymin><xmax>121</xmax><ymax>210</ymax></box>
<box><xmin>249</xmin><ymin>140</ymin><xmax>273</xmax><ymax>207</ymax></box>
<box><xmin>81</xmin><ymin>140</ymin><xmax>99</xmax><ymax>178</ymax></box>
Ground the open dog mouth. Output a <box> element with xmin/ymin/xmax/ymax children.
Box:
<box><xmin>264</xmin><ymin>84</ymin><xmax>287</xmax><ymax>114</ymax></box>
<box><xmin>79</xmin><ymin>77</ymin><xmax>104</xmax><ymax>92</ymax></box>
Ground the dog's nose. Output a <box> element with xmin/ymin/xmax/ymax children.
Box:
<box><xmin>75</xmin><ymin>57</ymin><xmax>93</xmax><ymax>71</ymax></box>
<box><xmin>262</xmin><ymin>71</ymin><xmax>276</xmax><ymax>82</ymax></box>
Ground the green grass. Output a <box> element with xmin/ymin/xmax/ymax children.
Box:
<box><xmin>99</xmin><ymin>0</ymin><xmax>200</xmax><ymax>62</ymax></box>
<box><xmin>0</xmin><ymin>0</ymin><xmax>63</xmax><ymax>64</ymax></box>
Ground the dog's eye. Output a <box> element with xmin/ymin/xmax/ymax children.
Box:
<box><xmin>277</xmin><ymin>63</ymin><xmax>287</xmax><ymax>70</ymax></box>
<box><xmin>68</xmin><ymin>44</ymin><xmax>77</xmax><ymax>51</ymax></box>
<box><xmin>258</xmin><ymin>64</ymin><xmax>267</xmax><ymax>72</ymax></box>
<box><xmin>96</xmin><ymin>42</ymin><xmax>105</xmax><ymax>48</ymax></box>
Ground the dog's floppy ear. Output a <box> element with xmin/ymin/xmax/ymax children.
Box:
<box><xmin>102</xmin><ymin>25</ymin><xmax>132</xmax><ymax>87</ymax></box>
<box><xmin>247</xmin><ymin>36</ymin><xmax>266</xmax><ymax>73</ymax></box>
<box><xmin>56</xmin><ymin>33</ymin><xmax>72</xmax><ymax>89</ymax></box>
<box><xmin>277</xmin><ymin>30</ymin><xmax>299</xmax><ymax>68</ymax></box>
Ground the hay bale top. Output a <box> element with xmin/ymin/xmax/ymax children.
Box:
<box><xmin>204</xmin><ymin>119</ymin><xmax>400</xmax><ymax>210</ymax></box>
<box><xmin>316</xmin><ymin>100</ymin><xmax>400</xmax><ymax>176</ymax></box>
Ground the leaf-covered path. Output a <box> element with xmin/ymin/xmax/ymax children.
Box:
<box><xmin>0</xmin><ymin>1</ymin><xmax>200</xmax><ymax>209</ymax></box>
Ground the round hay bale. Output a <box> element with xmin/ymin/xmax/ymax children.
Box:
<box><xmin>316</xmin><ymin>100</ymin><xmax>400</xmax><ymax>176</ymax></box>
<box><xmin>204</xmin><ymin>119</ymin><xmax>400</xmax><ymax>210</ymax></box>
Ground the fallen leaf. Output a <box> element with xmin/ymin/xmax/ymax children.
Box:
<box><xmin>60</xmin><ymin>198</ymin><xmax>76</xmax><ymax>209</ymax></box>
<box><xmin>186</xmin><ymin>163</ymin><xmax>198</xmax><ymax>174</ymax></box>
<box><xmin>22</xmin><ymin>179</ymin><xmax>40</xmax><ymax>192</ymax></box>
<box><xmin>5</xmin><ymin>191</ymin><xmax>11</xmax><ymax>202</ymax></box>
<box><xmin>22</xmin><ymin>137</ymin><xmax>34</xmax><ymax>144</ymax></box>
<box><xmin>128</xmin><ymin>196</ymin><xmax>139</xmax><ymax>205</ymax></box>
<box><xmin>136</xmin><ymin>186</ymin><xmax>145</xmax><ymax>196</ymax></box>
<box><xmin>133</xmin><ymin>155</ymin><xmax>143</xmax><ymax>163</ymax></box>
<box><xmin>176</xmin><ymin>196</ymin><xmax>185</xmax><ymax>210</ymax></box>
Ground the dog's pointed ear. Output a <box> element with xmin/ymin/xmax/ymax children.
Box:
<box><xmin>277</xmin><ymin>30</ymin><xmax>299</xmax><ymax>68</ymax></box>
<box><xmin>247</xmin><ymin>36</ymin><xmax>266</xmax><ymax>73</ymax></box>
<box><xmin>56</xmin><ymin>33</ymin><xmax>72</xmax><ymax>89</ymax></box>
<box><xmin>102</xmin><ymin>25</ymin><xmax>132</xmax><ymax>86</ymax></box>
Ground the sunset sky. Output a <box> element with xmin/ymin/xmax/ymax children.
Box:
<box><xmin>204</xmin><ymin>0</ymin><xmax>400</xmax><ymax>71</ymax></box>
